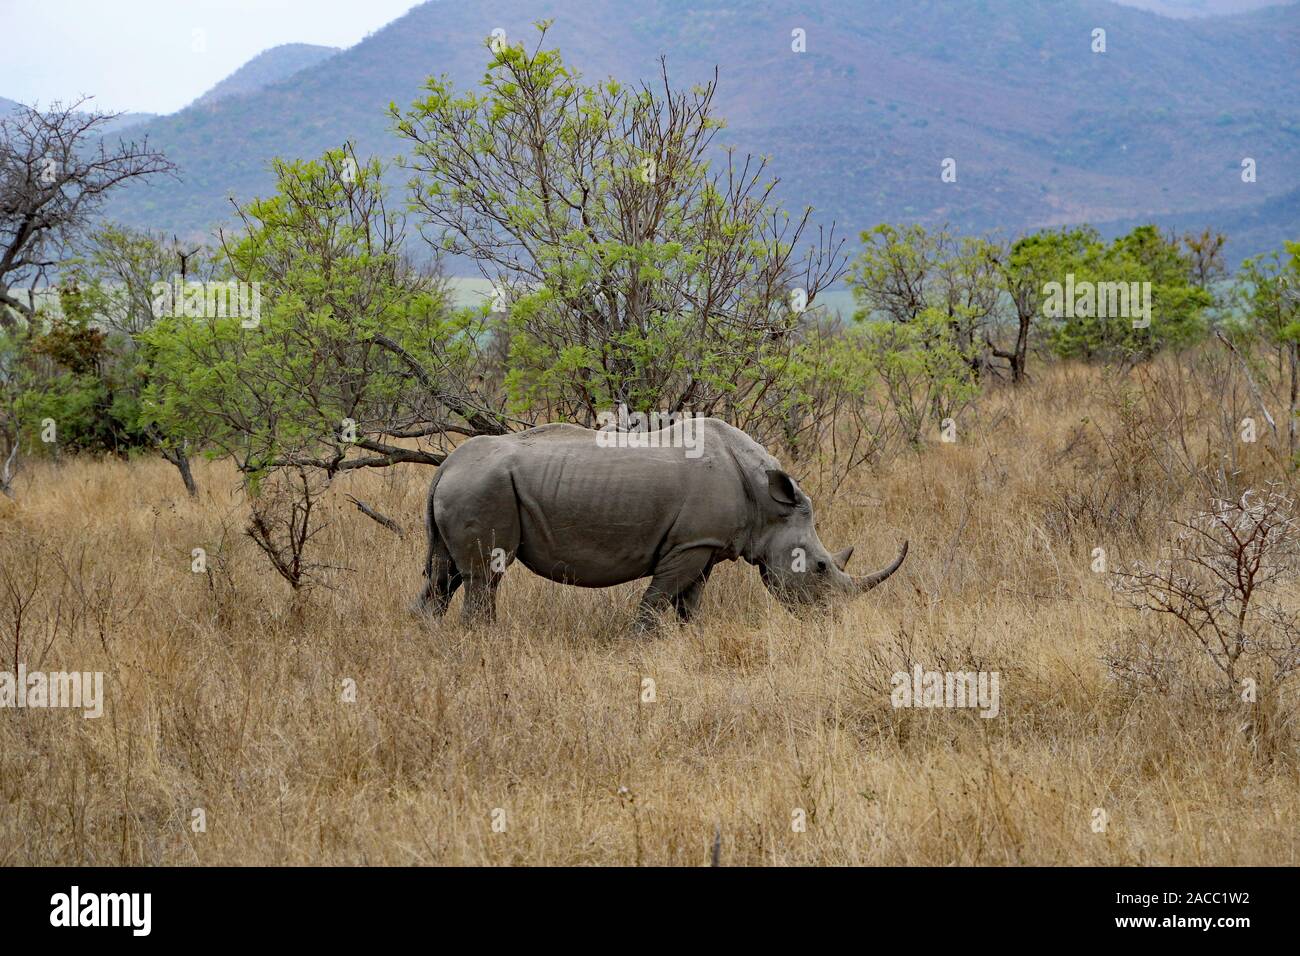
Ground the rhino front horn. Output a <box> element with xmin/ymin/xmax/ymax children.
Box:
<box><xmin>853</xmin><ymin>541</ymin><xmax>909</xmax><ymax>594</ymax></box>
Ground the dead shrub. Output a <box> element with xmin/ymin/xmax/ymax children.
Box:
<box><xmin>1109</xmin><ymin>486</ymin><xmax>1300</xmax><ymax>711</ymax></box>
<box><xmin>244</xmin><ymin>467</ymin><xmax>343</xmax><ymax>593</ymax></box>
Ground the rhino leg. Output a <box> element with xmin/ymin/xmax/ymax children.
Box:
<box><xmin>461</xmin><ymin>573</ymin><xmax>502</xmax><ymax>624</ymax></box>
<box><xmin>414</xmin><ymin>468</ymin><xmax>463</xmax><ymax>617</ymax></box>
<box><xmin>672</xmin><ymin>561</ymin><xmax>715</xmax><ymax>622</ymax></box>
<box><xmin>415</xmin><ymin>536</ymin><xmax>462</xmax><ymax>617</ymax></box>
<box><xmin>434</xmin><ymin>462</ymin><xmax>520</xmax><ymax>625</ymax></box>
<box><xmin>636</xmin><ymin>547</ymin><xmax>715</xmax><ymax>631</ymax></box>
<box><xmin>452</xmin><ymin>529</ymin><xmax>518</xmax><ymax>627</ymax></box>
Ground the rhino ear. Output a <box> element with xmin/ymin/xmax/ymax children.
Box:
<box><xmin>766</xmin><ymin>469</ymin><xmax>800</xmax><ymax>507</ymax></box>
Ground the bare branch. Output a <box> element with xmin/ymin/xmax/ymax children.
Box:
<box><xmin>346</xmin><ymin>495</ymin><xmax>406</xmax><ymax>538</ymax></box>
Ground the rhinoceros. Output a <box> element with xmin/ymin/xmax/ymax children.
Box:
<box><xmin>414</xmin><ymin>416</ymin><xmax>907</xmax><ymax>627</ymax></box>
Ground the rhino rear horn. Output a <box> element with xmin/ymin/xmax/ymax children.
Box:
<box><xmin>831</xmin><ymin>546</ymin><xmax>854</xmax><ymax>571</ymax></box>
<box><xmin>853</xmin><ymin>541</ymin><xmax>908</xmax><ymax>594</ymax></box>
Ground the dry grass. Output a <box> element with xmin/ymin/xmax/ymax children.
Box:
<box><xmin>2</xmin><ymin>356</ymin><xmax>1298</xmax><ymax>866</ymax></box>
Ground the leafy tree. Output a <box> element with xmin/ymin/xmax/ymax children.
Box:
<box><xmin>143</xmin><ymin>145</ymin><xmax>504</xmax><ymax>482</ymax></box>
<box><xmin>142</xmin><ymin>144</ymin><xmax>514</xmax><ymax>587</ymax></box>
<box><xmin>848</xmin><ymin>223</ymin><xmax>1001</xmax><ymax>371</ymax></box>
<box><xmin>989</xmin><ymin>226</ymin><xmax>1098</xmax><ymax>383</ymax></box>
<box><xmin>10</xmin><ymin>276</ymin><xmax>151</xmax><ymax>457</ymax></box>
<box><xmin>1234</xmin><ymin>241</ymin><xmax>1300</xmax><ymax>459</ymax></box>
<box><xmin>858</xmin><ymin>306</ymin><xmax>980</xmax><ymax>445</ymax></box>
<box><xmin>82</xmin><ymin>224</ymin><xmax>221</xmax><ymax>493</ymax></box>
<box><xmin>391</xmin><ymin>23</ymin><xmax>845</xmax><ymax>425</ymax></box>
<box><xmin>847</xmin><ymin>224</ymin><xmax>984</xmax><ymax>441</ymax></box>
<box><xmin>1042</xmin><ymin>225</ymin><xmax>1210</xmax><ymax>360</ymax></box>
<box><xmin>847</xmin><ymin>223</ymin><xmax>943</xmax><ymax>326</ymax></box>
<box><xmin>1182</xmin><ymin>228</ymin><xmax>1228</xmax><ymax>292</ymax></box>
<box><xmin>3</xmin><ymin>227</ymin><xmax>219</xmax><ymax>493</ymax></box>
<box><xmin>0</xmin><ymin>100</ymin><xmax>173</xmax><ymax>491</ymax></box>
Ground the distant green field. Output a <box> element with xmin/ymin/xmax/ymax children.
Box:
<box><xmin>444</xmin><ymin>278</ymin><xmax>856</xmax><ymax>317</ymax></box>
<box><xmin>12</xmin><ymin>279</ymin><xmax>859</xmax><ymax>322</ymax></box>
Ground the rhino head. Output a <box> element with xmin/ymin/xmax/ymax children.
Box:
<box><xmin>752</xmin><ymin>469</ymin><xmax>908</xmax><ymax>606</ymax></box>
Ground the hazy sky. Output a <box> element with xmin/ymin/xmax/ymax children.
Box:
<box><xmin>0</xmin><ymin>0</ymin><xmax>423</xmax><ymax>114</ymax></box>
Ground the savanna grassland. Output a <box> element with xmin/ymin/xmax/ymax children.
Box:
<box><xmin>1</xmin><ymin>355</ymin><xmax>1298</xmax><ymax>866</ymax></box>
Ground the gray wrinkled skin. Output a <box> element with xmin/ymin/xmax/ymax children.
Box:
<box><xmin>414</xmin><ymin>417</ymin><xmax>908</xmax><ymax>628</ymax></box>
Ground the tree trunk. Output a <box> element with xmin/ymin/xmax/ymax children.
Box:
<box><xmin>158</xmin><ymin>441</ymin><xmax>198</xmax><ymax>497</ymax></box>
<box><xmin>1289</xmin><ymin>341</ymin><xmax>1298</xmax><ymax>463</ymax></box>
<box><xmin>0</xmin><ymin>440</ymin><xmax>17</xmax><ymax>499</ymax></box>
<box><xmin>174</xmin><ymin>448</ymin><xmax>198</xmax><ymax>498</ymax></box>
<box><xmin>987</xmin><ymin>308</ymin><xmax>1031</xmax><ymax>384</ymax></box>
<box><xmin>147</xmin><ymin>424</ymin><xmax>198</xmax><ymax>497</ymax></box>
<box><xmin>1013</xmin><ymin>312</ymin><xmax>1031</xmax><ymax>384</ymax></box>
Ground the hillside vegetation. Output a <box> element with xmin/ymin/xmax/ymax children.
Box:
<box><xmin>188</xmin><ymin>43</ymin><xmax>342</xmax><ymax>110</ymax></box>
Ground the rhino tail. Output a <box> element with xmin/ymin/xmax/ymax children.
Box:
<box><xmin>422</xmin><ymin>467</ymin><xmax>447</xmax><ymax>581</ymax></box>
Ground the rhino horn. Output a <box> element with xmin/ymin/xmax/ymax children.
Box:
<box><xmin>831</xmin><ymin>546</ymin><xmax>854</xmax><ymax>571</ymax></box>
<box><xmin>852</xmin><ymin>541</ymin><xmax>909</xmax><ymax>594</ymax></box>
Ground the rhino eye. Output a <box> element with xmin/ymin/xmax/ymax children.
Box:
<box><xmin>816</xmin><ymin>560</ymin><xmax>828</xmax><ymax>573</ymax></box>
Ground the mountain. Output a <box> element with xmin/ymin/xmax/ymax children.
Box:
<box><xmin>98</xmin><ymin>112</ymin><xmax>159</xmax><ymax>133</ymax></box>
<box><xmin>1098</xmin><ymin>183</ymin><xmax>1300</xmax><ymax>257</ymax></box>
<box><xmin>1115</xmin><ymin>0</ymin><xmax>1294</xmax><ymax>16</ymax></box>
<box><xmin>188</xmin><ymin>43</ymin><xmax>342</xmax><ymax>109</ymax></box>
<box><xmin>1</xmin><ymin>43</ymin><xmax>336</xmax><ymax>134</ymax></box>
<box><xmin>99</xmin><ymin>0</ymin><xmax>1300</xmax><ymax>266</ymax></box>
<box><xmin>1</xmin><ymin>43</ymin><xmax>335</xmax><ymax>127</ymax></box>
